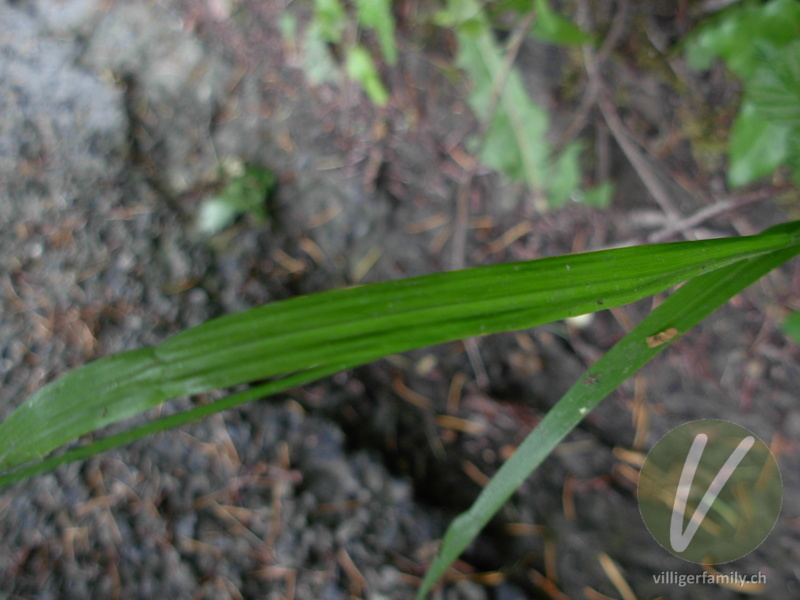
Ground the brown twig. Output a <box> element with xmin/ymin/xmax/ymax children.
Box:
<box><xmin>647</xmin><ymin>186</ymin><xmax>792</xmax><ymax>243</ymax></box>
<box><xmin>595</xmin><ymin>186</ymin><xmax>790</xmax><ymax>251</ymax></box>
<box><xmin>565</xmin><ymin>1</ymin><xmax>685</xmax><ymax>225</ymax></box>
<box><xmin>598</xmin><ymin>92</ymin><xmax>681</xmax><ymax>221</ymax></box>
<box><xmin>557</xmin><ymin>0</ymin><xmax>630</xmax><ymax>151</ymax></box>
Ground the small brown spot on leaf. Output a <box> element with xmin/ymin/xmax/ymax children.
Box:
<box><xmin>646</xmin><ymin>327</ymin><xmax>679</xmax><ymax>348</ymax></box>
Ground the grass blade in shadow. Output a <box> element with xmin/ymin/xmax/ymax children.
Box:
<box><xmin>416</xmin><ymin>221</ymin><xmax>800</xmax><ymax>598</ymax></box>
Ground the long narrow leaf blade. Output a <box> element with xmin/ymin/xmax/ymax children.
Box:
<box><xmin>416</xmin><ymin>221</ymin><xmax>800</xmax><ymax>598</ymax></box>
<box><xmin>0</xmin><ymin>363</ymin><xmax>346</xmax><ymax>487</ymax></box>
<box><xmin>0</xmin><ymin>227</ymin><xmax>797</xmax><ymax>473</ymax></box>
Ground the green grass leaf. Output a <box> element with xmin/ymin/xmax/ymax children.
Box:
<box><xmin>1</xmin><ymin>225</ymin><xmax>798</xmax><ymax>480</ymax></box>
<box><xmin>0</xmin><ymin>364</ymin><xmax>347</xmax><ymax>487</ymax></box>
<box><xmin>416</xmin><ymin>220</ymin><xmax>800</xmax><ymax>599</ymax></box>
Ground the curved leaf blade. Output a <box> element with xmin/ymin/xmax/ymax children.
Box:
<box><xmin>416</xmin><ymin>221</ymin><xmax>800</xmax><ymax>598</ymax></box>
<box><xmin>0</xmin><ymin>227</ymin><xmax>798</xmax><ymax>475</ymax></box>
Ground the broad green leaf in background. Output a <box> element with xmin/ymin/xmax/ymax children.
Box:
<box><xmin>355</xmin><ymin>0</ymin><xmax>398</xmax><ymax>65</ymax></box>
<box><xmin>346</xmin><ymin>44</ymin><xmax>390</xmax><ymax>105</ymax></box>
<box><xmin>686</xmin><ymin>0</ymin><xmax>800</xmax><ymax>187</ymax></box>
<box><xmin>530</xmin><ymin>0</ymin><xmax>594</xmax><ymax>47</ymax></box>
<box><xmin>416</xmin><ymin>220</ymin><xmax>800</xmax><ymax>598</ymax></box>
<box><xmin>1</xmin><ymin>225</ymin><xmax>798</xmax><ymax>477</ymax></box>
<box><xmin>684</xmin><ymin>0</ymin><xmax>800</xmax><ymax>79</ymax></box>
<box><xmin>728</xmin><ymin>103</ymin><xmax>790</xmax><ymax>188</ymax></box>
<box><xmin>782</xmin><ymin>311</ymin><xmax>800</xmax><ymax>344</ymax></box>
<box><xmin>747</xmin><ymin>41</ymin><xmax>800</xmax><ymax>125</ymax></box>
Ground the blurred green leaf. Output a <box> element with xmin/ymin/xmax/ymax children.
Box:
<box><xmin>279</xmin><ymin>11</ymin><xmax>340</xmax><ymax>86</ymax></box>
<box><xmin>530</xmin><ymin>0</ymin><xmax>594</xmax><ymax>47</ymax></box>
<box><xmin>313</xmin><ymin>0</ymin><xmax>347</xmax><ymax>43</ymax></box>
<box><xmin>728</xmin><ymin>103</ymin><xmax>790</xmax><ymax>188</ymax></box>
<box><xmin>439</xmin><ymin>0</ymin><xmax>600</xmax><ymax>206</ymax></box>
<box><xmin>547</xmin><ymin>142</ymin><xmax>582</xmax><ymax>208</ymax></box>
<box><xmin>787</xmin><ymin>134</ymin><xmax>800</xmax><ymax>186</ymax></box>
<box><xmin>227</xmin><ymin>166</ymin><xmax>275</xmax><ymax>215</ymax></box>
<box><xmin>783</xmin><ymin>311</ymin><xmax>800</xmax><ymax>344</ymax></box>
<box><xmin>747</xmin><ymin>41</ymin><xmax>800</xmax><ymax>125</ymax></box>
<box><xmin>685</xmin><ymin>0</ymin><xmax>800</xmax><ymax>78</ymax></box>
<box><xmin>278</xmin><ymin>12</ymin><xmax>297</xmax><ymax>41</ymax></box>
<box><xmin>355</xmin><ymin>0</ymin><xmax>398</xmax><ymax>65</ymax></box>
<box><xmin>198</xmin><ymin>166</ymin><xmax>276</xmax><ymax>235</ymax></box>
<box><xmin>290</xmin><ymin>0</ymin><xmax>395</xmax><ymax>107</ymax></box>
<box><xmin>580</xmin><ymin>180</ymin><xmax>615</xmax><ymax>209</ymax></box>
<box><xmin>302</xmin><ymin>23</ymin><xmax>343</xmax><ymax>85</ymax></box>
<box><xmin>450</xmin><ymin>0</ymin><xmax>549</xmax><ymax>189</ymax></box>
<box><xmin>434</xmin><ymin>1</ymin><xmax>483</xmax><ymax>29</ymax></box>
<box><xmin>486</xmin><ymin>0</ymin><xmax>532</xmax><ymax>15</ymax></box>
<box><xmin>197</xmin><ymin>198</ymin><xmax>240</xmax><ymax>235</ymax></box>
<box><xmin>685</xmin><ymin>0</ymin><xmax>800</xmax><ymax>188</ymax></box>
<box><xmin>346</xmin><ymin>44</ymin><xmax>390</xmax><ymax>105</ymax></box>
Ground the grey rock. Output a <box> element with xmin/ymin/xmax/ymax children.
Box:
<box><xmin>82</xmin><ymin>3</ymin><xmax>234</xmax><ymax>193</ymax></box>
<box><xmin>0</xmin><ymin>4</ymin><xmax>128</xmax><ymax>217</ymax></box>
<box><xmin>32</xmin><ymin>0</ymin><xmax>106</xmax><ymax>37</ymax></box>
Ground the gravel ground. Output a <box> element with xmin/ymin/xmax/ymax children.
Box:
<box><xmin>1</xmin><ymin>1</ymin><xmax>799</xmax><ymax>599</ymax></box>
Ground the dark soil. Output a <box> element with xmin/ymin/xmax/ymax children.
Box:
<box><xmin>1</xmin><ymin>1</ymin><xmax>799</xmax><ymax>599</ymax></box>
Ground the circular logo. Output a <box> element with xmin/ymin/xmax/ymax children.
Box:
<box><xmin>638</xmin><ymin>420</ymin><xmax>782</xmax><ymax>564</ymax></box>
